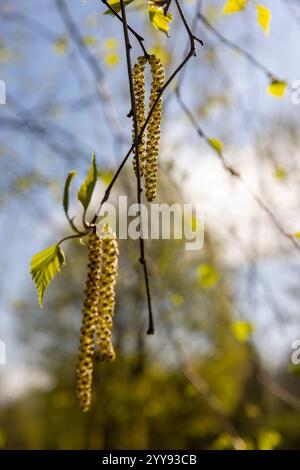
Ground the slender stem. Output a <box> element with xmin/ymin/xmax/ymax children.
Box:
<box><xmin>198</xmin><ymin>12</ymin><xmax>290</xmax><ymax>87</ymax></box>
<box><xmin>163</xmin><ymin>0</ymin><xmax>173</xmax><ymax>16</ymax></box>
<box><xmin>101</xmin><ymin>0</ymin><xmax>149</xmax><ymax>58</ymax></box>
<box><xmin>119</xmin><ymin>0</ymin><xmax>154</xmax><ymax>334</ymax></box>
<box><xmin>58</xmin><ymin>232</ymin><xmax>89</xmax><ymax>246</ymax></box>
<box><xmin>67</xmin><ymin>216</ymin><xmax>83</xmax><ymax>235</ymax></box>
<box><xmin>176</xmin><ymin>90</ymin><xmax>300</xmax><ymax>251</ymax></box>
<box><xmin>55</xmin><ymin>0</ymin><xmax>125</xmax><ymax>145</ymax></box>
<box><xmin>92</xmin><ymin>1</ymin><xmax>201</xmax><ymax>222</ymax></box>
<box><xmin>89</xmin><ymin>0</ymin><xmax>201</xmax><ymax>333</ymax></box>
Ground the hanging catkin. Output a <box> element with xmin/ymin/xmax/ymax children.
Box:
<box><xmin>95</xmin><ymin>225</ymin><xmax>119</xmax><ymax>362</ymax></box>
<box><xmin>145</xmin><ymin>55</ymin><xmax>164</xmax><ymax>202</ymax></box>
<box><xmin>132</xmin><ymin>56</ymin><xmax>147</xmax><ymax>177</ymax></box>
<box><xmin>76</xmin><ymin>230</ymin><xmax>102</xmax><ymax>412</ymax></box>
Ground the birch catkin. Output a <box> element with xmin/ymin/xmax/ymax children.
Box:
<box><xmin>132</xmin><ymin>56</ymin><xmax>147</xmax><ymax>177</ymax></box>
<box><xmin>96</xmin><ymin>225</ymin><xmax>119</xmax><ymax>362</ymax></box>
<box><xmin>145</xmin><ymin>54</ymin><xmax>164</xmax><ymax>202</ymax></box>
<box><xmin>76</xmin><ymin>230</ymin><xmax>102</xmax><ymax>412</ymax></box>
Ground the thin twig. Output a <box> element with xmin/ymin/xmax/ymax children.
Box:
<box><xmin>259</xmin><ymin>372</ymin><xmax>300</xmax><ymax>412</ymax></box>
<box><xmin>198</xmin><ymin>12</ymin><xmax>290</xmax><ymax>88</ymax></box>
<box><xmin>101</xmin><ymin>0</ymin><xmax>149</xmax><ymax>58</ymax></box>
<box><xmin>119</xmin><ymin>0</ymin><xmax>154</xmax><ymax>334</ymax></box>
<box><xmin>90</xmin><ymin>0</ymin><xmax>202</xmax><ymax>333</ymax></box>
<box><xmin>92</xmin><ymin>0</ymin><xmax>201</xmax><ymax>221</ymax></box>
<box><xmin>163</xmin><ymin>0</ymin><xmax>173</xmax><ymax>17</ymax></box>
<box><xmin>55</xmin><ymin>0</ymin><xmax>125</xmax><ymax>144</ymax></box>
<box><xmin>159</xmin><ymin>304</ymin><xmax>247</xmax><ymax>450</ymax></box>
<box><xmin>175</xmin><ymin>91</ymin><xmax>300</xmax><ymax>251</ymax></box>
<box><xmin>58</xmin><ymin>232</ymin><xmax>88</xmax><ymax>246</ymax></box>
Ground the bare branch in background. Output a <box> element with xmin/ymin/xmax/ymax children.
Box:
<box><xmin>55</xmin><ymin>0</ymin><xmax>126</xmax><ymax>145</ymax></box>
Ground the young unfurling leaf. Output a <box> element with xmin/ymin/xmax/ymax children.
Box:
<box><xmin>223</xmin><ymin>0</ymin><xmax>247</xmax><ymax>14</ymax></box>
<box><xmin>148</xmin><ymin>4</ymin><xmax>173</xmax><ymax>36</ymax></box>
<box><xmin>268</xmin><ymin>80</ymin><xmax>286</xmax><ymax>98</ymax></box>
<box><xmin>231</xmin><ymin>321</ymin><xmax>253</xmax><ymax>342</ymax></box>
<box><xmin>198</xmin><ymin>264</ymin><xmax>219</xmax><ymax>288</ymax></box>
<box><xmin>31</xmin><ymin>244</ymin><xmax>66</xmax><ymax>307</ymax></box>
<box><xmin>103</xmin><ymin>0</ymin><xmax>136</xmax><ymax>16</ymax></box>
<box><xmin>63</xmin><ymin>170</ymin><xmax>81</xmax><ymax>233</ymax></box>
<box><xmin>208</xmin><ymin>138</ymin><xmax>223</xmax><ymax>156</ymax></box>
<box><xmin>256</xmin><ymin>4</ymin><xmax>271</xmax><ymax>35</ymax></box>
<box><xmin>53</xmin><ymin>36</ymin><xmax>68</xmax><ymax>54</ymax></box>
<box><xmin>63</xmin><ymin>170</ymin><xmax>77</xmax><ymax>218</ymax></box>
<box><xmin>77</xmin><ymin>152</ymin><xmax>98</xmax><ymax>210</ymax></box>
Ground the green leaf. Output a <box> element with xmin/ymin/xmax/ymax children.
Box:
<box><xmin>274</xmin><ymin>166</ymin><xmax>286</xmax><ymax>180</ymax></box>
<box><xmin>198</xmin><ymin>263</ymin><xmax>219</xmax><ymax>288</ymax></box>
<box><xmin>149</xmin><ymin>4</ymin><xmax>173</xmax><ymax>36</ymax></box>
<box><xmin>231</xmin><ymin>321</ymin><xmax>253</xmax><ymax>342</ymax></box>
<box><xmin>208</xmin><ymin>137</ymin><xmax>223</xmax><ymax>155</ymax></box>
<box><xmin>256</xmin><ymin>4</ymin><xmax>271</xmax><ymax>35</ymax></box>
<box><xmin>99</xmin><ymin>170</ymin><xmax>113</xmax><ymax>186</ymax></box>
<box><xmin>53</xmin><ymin>36</ymin><xmax>68</xmax><ymax>54</ymax></box>
<box><xmin>103</xmin><ymin>0</ymin><xmax>136</xmax><ymax>16</ymax></box>
<box><xmin>268</xmin><ymin>80</ymin><xmax>286</xmax><ymax>98</ymax></box>
<box><xmin>170</xmin><ymin>293</ymin><xmax>184</xmax><ymax>306</ymax></box>
<box><xmin>83</xmin><ymin>35</ymin><xmax>97</xmax><ymax>46</ymax></box>
<box><xmin>31</xmin><ymin>244</ymin><xmax>66</xmax><ymax>307</ymax></box>
<box><xmin>77</xmin><ymin>152</ymin><xmax>98</xmax><ymax>210</ymax></box>
<box><xmin>223</xmin><ymin>0</ymin><xmax>247</xmax><ymax>14</ymax></box>
<box><xmin>258</xmin><ymin>430</ymin><xmax>281</xmax><ymax>450</ymax></box>
<box><xmin>63</xmin><ymin>170</ymin><xmax>77</xmax><ymax>217</ymax></box>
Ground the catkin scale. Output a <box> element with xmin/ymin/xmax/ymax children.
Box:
<box><xmin>96</xmin><ymin>226</ymin><xmax>119</xmax><ymax>363</ymax></box>
<box><xmin>132</xmin><ymin>54</ymin><xmax>165</xmax><ymax>198</ymax></box>
<box><xmin>145</xmin><ymin>55</ymin><xmax>164</xmax><ymax>202</ymax></box>
<box><xmin>76</xmin><ymin>231</ymin><xmax>102</xmax><ymax>412</ymax></box>
<box><xmin>132</xmin><ymin>56</ymin><xmax>147</xmax><ymax>177</ymax></box>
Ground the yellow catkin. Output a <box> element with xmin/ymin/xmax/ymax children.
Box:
<box><xmin>76</xmin><ymin>230</ymin><xmax>102</xmax><ymax>412</ymax></box>
<box><xmin>96</xmin><ymin>225</ymin><xmax>119</xmax><ymax>362</ymax></box>
<box><xmin>132</xmin><ymin>56</ymin><xmax>147</xmax><ymax>177</ymax></box>
<box><xmin>145</xmin><ymin>54</ymin><xmax>164</xmax><ymax>202</ymax></box>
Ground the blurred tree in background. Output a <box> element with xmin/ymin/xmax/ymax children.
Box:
<box><xmin>1</xmin><ymin>0</ymin><xmax>300</xmax><ymax>450</ymax></box>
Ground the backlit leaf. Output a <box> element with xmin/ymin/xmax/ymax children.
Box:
<box><xmin>208</xmin><ymin>138</ymin><xmax>223</xmax><ymax>155</ymax></box>
<box><xmin>198</xmin><ymin>264</ymin><xmax>219</xmax><ymax>288</ymax></box>
<box><xmin>268</xmin><ymin>80</ymin><xmax>286</xmax><ymax>98</ymax></box>
<box><xmin>170</xmin><ymin>294</ymin><xmax>184</xmax><ymax>306</ymax></box>
<box><xmin>149</xmin><ymin>4</ymin><xmax>173</xmax><ymax>36</ymax></box>
<box><xmin>103</xmin><ymin>0</ymin><xmax>136</xmax><ymax>16</ymax></box>
<box><xmin>223</xmin><ymin>0</ymin><xmax>247</xmax><ymax>14</ymax></box>
<box><xmin>257</xmin><ymin>4</ymin><xmax>271</xmax><ymax>35</ymax></box>
<box><xmin>63</xmin><ymin>170</ymin><xmax>77</xmax><ymax>217</ymax></box>
<box><xmin>83</xmin><ymin>35</ymin><xmax>97</xmax><ymax>46</ymax></box>
<box><xmin>104</xmin><ymin>38</ymin><xmax>118</xmax><ymax>49</ymax></box>
<box><xmin>274</xmin><ymin>166</ymin><xmax>286</xmax><ymax>180</ymax></box>
<box><xmin>258</xmin><ymin>430</ymin><xmax>282</xmax><ymax>450</ymax></box>
<box><xmin>105</xmin><ymin>53</ymin><xmax>119</xmax><ymax>67</ymax></box>
<box><xmin>31</xmin><ymin>244</ymin><xmax>65</xmax><ymax>307</ymax></box>
<box><xmin>99</xmin><ymin>170</ymin><xmax>113</xmax><ymax>186</ymax></box>
<box><xmin>231</xmin><ymin>321</ymin><xmax>253</xmax><ymax>342</ymax></box>
<box><xmin>53</xmin><ymin>36</ymin><xmax>68</xmax><ymax>54</ymax></box>
<box><xmin>77</xmin><ymin>152</ymin><xmax>98</xmax><ymax>209</ymax></box>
